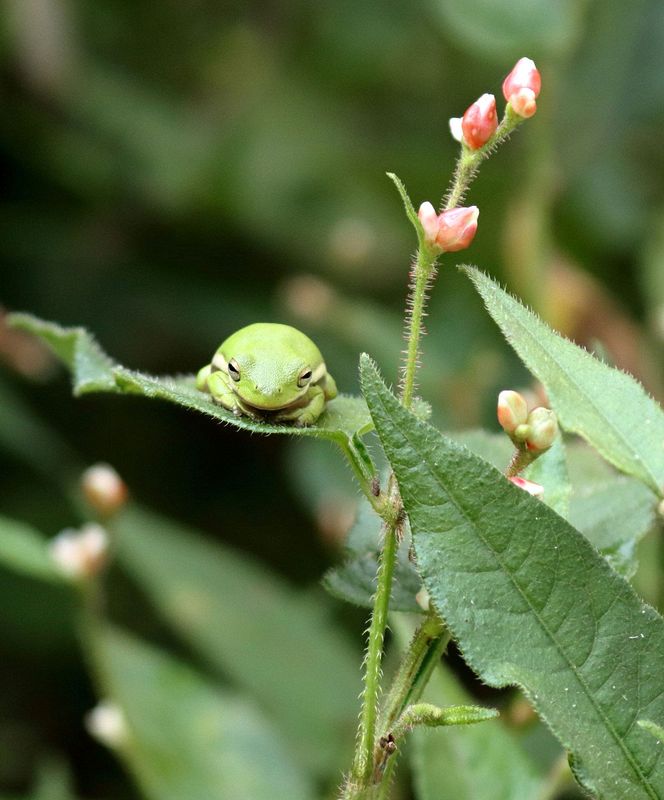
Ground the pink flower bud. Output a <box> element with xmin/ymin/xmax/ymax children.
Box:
<box><xmin>509</xmin><ymin>476</ymin><xmax>544</xmax><ymax>497</ymax></box>
<box><xmin>81</xmin><ymin>463</ymin><xmax>128</xmax><ymax>517</ymax></box>
<box><xmin>435</xmin><ymin>206</ymin><xmax>479</xmax><ymax>252</ymax></box>
<box><xmin>49</xmin><ymin>523</ymin><xmax>109</xmax><ymax>580</ymax></box>
<box><xmin>509</xmin><ymin>88</ymin><xmax>537</xmax><ymax>118</ymax></box>
<box><xmin>525</xmin><ymin>407</ymin><xmax>558</xmax><ymax>452</ymax></box>
<box><xmin>418</xmin><ymin>202</ymin><xmax>440</xmax><ymax>246</ymax></box>
<box><xmin>461</xmin><ymin>93</ymin><xmax>498</xmax><ymax>150</ymax></box>
<box><xmin>497</xmin><ymin>390</ymin><xmax>528</xmax><ymax>434</ymax></box>
<box><xmin>502</xmin><ymin>57</ymin><xmax>541</xmax><ymax>102</ymax></box>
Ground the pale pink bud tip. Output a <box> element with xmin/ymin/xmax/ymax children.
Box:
<box><xmin>509</xmin><ymin>87</ymin><xmax>537</xmax><ymax>118</ymax></box>
<box><xmin>81</xmin><ymin>463</ymin><xmax>128</xmax><ymax>517</ymax></box>
<box><xmin>418</xmin><ymin>201</ymin><xmax>440</xmax><ymax>246</ymax></box>
<box><xmin>85</xmin><ymin>701</ymin><xmax>128</xmax><ymax>748</ymax></box>
<box><xmin>509</xmin><ymin>476</ymin><xmax>544</xmax><ymax>497</ymax></box>
<box><xmin>497</xmin><ymin>390</ymin><xmax>529</xmax><ymax>434</ymax></box>
<box><xmin>448</xmin><ymin>117</ymin><xmax>463</xmax><ymax>143</ymax></box>
<box><xmin>502</xmin><ymin>57</ymin><xmax>541</xmax><ymax>103</ymax></box>
<box><xmin>49</xmin><ymin>523</ymin><xmax>109</xmax><ymax>579</ymax></box>
<box><xmin>526</xmin><ymin>407</ymin><xmax>558</xmax><ymax>452</ymax></box>
<box><xmin>435</xmin><ymin>206</ymin><xmax>479</xmax><ymax>252</ymax></box>
<box><xmin>462</xmin><ymin>93</ymin><xmax>498</xmax><ymax>150</ymax></box>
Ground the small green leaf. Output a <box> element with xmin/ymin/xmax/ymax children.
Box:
<box><xmin>96</xmin><ymin>627</ymin><xmax>315</xmax><ymax>800</ymax></box>
<box><xmin>112</xmin><ymin>505</ymin><xmax>360</xmax><ymax>777</ymax></box>
<box><xmin>0</xmin><ymin>515</ymin><xmax>61</xmax><ymax>582</ymax></box>
<box><xmin>394</xmin><ymin>702</ymin><xmax>497</xmax><ymax>736</ymax></box>
<box><xmin>386</xmin><ymin>172</ymin><xmax>421</xmax><ymax>238</ymax></box>
<box><xmin>466</xmin><ymin>267</ymin><xmax>664</xmax><ymax>496</ymax></box>
<box><xmin>8</xmin><ymin>313</ymin><xmax>373</xmax><ymax>446</ymax></box>
<box><xmin>361</xmin><ymin>355</ymin><xmax>664</xmax><ymax>799</ymax></box>
<box><xmin>323</xmin><ymin>499</ymin><xmax>423</xmax><ymax>613</ymax></box>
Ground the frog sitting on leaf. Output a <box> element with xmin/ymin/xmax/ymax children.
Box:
<box><xmin>196</xmin><ymin>323</ymin><xmax>337</xmax><ymax>427</ymax></box>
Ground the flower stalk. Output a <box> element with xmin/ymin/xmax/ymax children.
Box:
<box><xmin>344</xmin><ymin>57</ymin><xmax>541</xmax><ymax>799</ymax></box>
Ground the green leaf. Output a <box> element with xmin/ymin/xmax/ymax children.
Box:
<box><xmin>524</xmin><ymin>438</ymin><xmax>571</xmax><ymax>518</ymax></box>
<box><xmin>0</xmin><ymin>515</ymin><xmax>61</xmax><ymax>583</ymax></box>
<box><xmin>466</xmin><ymin>267</ymin><xmax>664</xmax><ymax>497</ymax></box>
<box><xmin>323</xmin><ymin>498</ymin><xmax>423</xmax><ymax>613</ymax></box>
<box><xmin>112</xmin><ymin>505</ymin><xmax>360</xmax><ymax>777</ymax></box>
<box><xmin>411</xmin><ymin>670</ymin><xmax>542</xmax><ymax>800</ymax></box>
<box><xmin>96</xmin><ymin>626</ymin><xmax>315</xmax><ymax>800</ymax></box>
<box><xmin>361</xmin><ymin>355</ymin><xmax>664</xmax><ymax>799</ymax></box>
<box><xmin>392</xmin><ymin>616</ymin><xmax>543</xmax><ymax>800</ymax></box>
<box><xmin>386</xmin><ymin>172</ymin><xmax>421</xmax><ymax>239</ymax></box>
<box><xmin>8</xmin><ymin>313</ymin><xmax>374</xmax><ymax>446</ymax></box>
<box><xmin>568</xmin><ymin>475</ymin><xmax>657</xmax><ymax>579</ymax></box>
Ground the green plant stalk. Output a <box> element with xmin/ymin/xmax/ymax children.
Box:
<box><xmin>347</xmin><ymin>103</ymin><xmax>527</xmax><ymax>800</ymax></box>
<box><xmin>378</xmin><ymin>613</ymin><xmax>447</xmax><ymax>734</ymax></box>
<box><xmin>339</xmin><ymin>438</ymin><xmax>385</xmax><ymax>514</ymax></box>
<box><xmin>350</xmin><ymin>503</ymin><xmax>401</xmax><ymax>787</ymax></box>
<box><xmin>373</xmin><ymin>622</ymin><xmax>451</xmax><ymax>797</ymax></box>
<box><xmin>400</xmin><ymin>246</ymin><xmax>438</xmax><ymax>410</ymax></box>
<box><xmin>445</xmin><ymin>105</ymin><xmax>524</xmax><ymax>210</ymax></box>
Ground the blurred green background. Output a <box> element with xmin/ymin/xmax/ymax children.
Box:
<box><xmin>1</xmin><ymin>0</ymin><xmax>664</xmax><ymax>797</ymax></box>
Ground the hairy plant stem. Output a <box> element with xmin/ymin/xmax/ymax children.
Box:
<box><xmin>345</xmin><ymin>104</ymin><xmax>526</xmax><ymax>800</ymax></box>
<box><xmin>372</xmin><ymin>619</ymin><xmax>451</xmax><ymax>797</ymax></box>
<box><xmin>400</xmin><ymin>247</ymin><xmax>438</xmax><ymax>410</ymax></box>
<box><xmin>505</xmin><ymin>445</ymin><xmax>535</xmax><ymax>477</ymax></box>
<box><xmin>350</xmin><ymin>479</ymin><xmax>402</xmax><ymax>789</ymax></box>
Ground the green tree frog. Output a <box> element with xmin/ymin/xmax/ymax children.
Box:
<box><xmin>196</xmin><ymin>323</ymin><xmax>338</xmax><ymax>426</ymax></box>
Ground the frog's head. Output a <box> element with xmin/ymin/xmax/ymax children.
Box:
<box><xmin>213</xmin><ymin>323</ymin><xmax>325</xmax><ymax>411</ymax></box>
<box><xmin>223</xmin><ymin>355</ymin><xmax>317</xmax><ymax>409</ymax></box>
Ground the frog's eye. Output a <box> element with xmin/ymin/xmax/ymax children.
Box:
<box><xmin>227</xmin><ymin>359</ymin><xmax>241</xmax><ymax>382</ymax></box>
<box><xmin>297</xmin><ymin>367</ymin><xmax>312</xmax><ymax>388</ymax></box>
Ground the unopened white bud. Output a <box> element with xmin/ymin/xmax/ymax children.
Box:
<box><xmin>449</xmin><ymin>117</ymin><xmax>463</xmax><ymax>143</ymax></box>
<box><xmin>81</xmin><ymin>463</ymin><xmax>128</xmax><ymax>517</ymax></box>
<box><xmin>49</xmin><ymin>523</ymin><xmax>109</xmax><ymax>580</ymax></box>
<box><xmin>415</xmin><ymin>587</ymin><xmax>430</xmax><ymax>612</ymax></box>
<box><xmin>85</xmin><ymin>701</ymin><xmax>128</xmax><ymax>748</ymax></box>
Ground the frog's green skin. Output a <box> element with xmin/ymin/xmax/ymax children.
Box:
<box><xmin>196</xmin><ymin>323</ymin><xmax>337</xmax><ymax>427</ymax></box>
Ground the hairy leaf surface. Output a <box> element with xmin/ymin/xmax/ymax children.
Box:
<box><xmin>466</xmin><ymin>268</ymin><xmax>664</xmax><ymax>496</ymax></box>
<box><xmin>9</xmin><ymin>313</ymin><xmax>373</xmax><ymax>446</ymax></box>
<box><xmin>361</xmin><ymin>356</ymin><xmax>664</xmax><ymax>799</ymax></box>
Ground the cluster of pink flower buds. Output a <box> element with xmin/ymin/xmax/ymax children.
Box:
<box><xmin>417</xmin><ymin>202</ymin><xmax>479</xmax><ymax>253</ymax></box>
<box><xmin>450</xmin><ymin>57</ymin><xmax>541</xmax><ymax>150</ymax></box>
<box><xmin>497</xmin><ymin>389</ymin><xmax>558</xmax><ymax>452</ymax></box>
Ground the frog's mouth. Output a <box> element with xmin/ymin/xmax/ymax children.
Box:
<box><xmin>235</xmin><ymin>391</ymin><xmax>310</xmax><ymax>413</ymax></box>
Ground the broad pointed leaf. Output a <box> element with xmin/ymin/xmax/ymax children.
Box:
<box><xmin>112</xmin><ymin>505</ymin><xmax>360</xmax><ymax>777</ymax></box>
<box><xmin>361</xmin><ymin>355</ymin><xmax>664</xmax><ymax>799</ymax></box>
<box><xmin>96</xmin><ymin>626</ymin><xmax>315</xmax><ymax>800</ymax></box>
<box><xmin>0</xmin><ymin>515</ymin><xmax>61</xmax><ymax>582</ymax></box>
<box><xmin>465</xmin><ymin>267</ymin><xmax>664</xmax><ymax>496</ymax></box>
<box><xmin>8</xmin><ymin>313</ymin><xmax>373</xmax><ymax>446</ymax></box>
